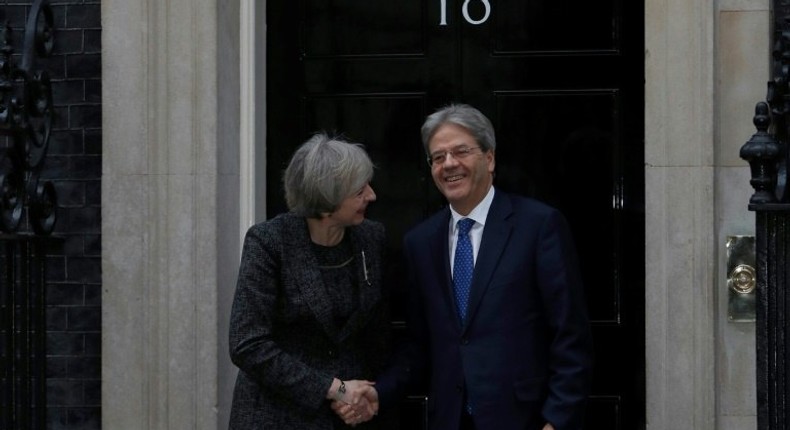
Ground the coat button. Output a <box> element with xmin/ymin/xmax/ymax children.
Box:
<box><xmin>461</xmin><ymin>338</ymin><xmax>469</xmax><ymax>345</ymax></box>
<box><xmin>328</xmin><ymin>349</ymin><xmax>335</xmax><ymax>357</ymax></box>
<box><xmin>456</xmin><ymin>384</ymin><xmax>463</xmax><ymax>392</ymax></box>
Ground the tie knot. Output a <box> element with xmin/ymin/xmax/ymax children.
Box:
<box><xmin>457</xmin><ymin>218</ymin><xmax>475</xmax><ymax>235</ymax></box>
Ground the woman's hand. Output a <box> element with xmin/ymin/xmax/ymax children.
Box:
<box><xmin>329</xmin><ymin>379</ymin><xmax>379</xmax><ymax>426</ymax></box>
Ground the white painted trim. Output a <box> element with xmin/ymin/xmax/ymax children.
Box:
<box><xmin>239</xmin><ymin>0</ymin><xmax>256</xmax><ymax>241</ymax></box>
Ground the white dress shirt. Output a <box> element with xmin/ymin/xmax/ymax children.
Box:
<box><xmin>448</xmin><ymin>186</ymin><xmax>495</xmax><ymax>275</ymax></box>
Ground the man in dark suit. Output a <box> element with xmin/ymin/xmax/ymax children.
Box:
<box><xmin>372</xmin><ymin>104</ymin><xmax>594</xmax><ymax>430</ymax></box>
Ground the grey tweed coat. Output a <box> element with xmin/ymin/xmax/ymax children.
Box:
<box><xmin>228</xmin><ymin>213</ymin><xmax>396</xmax><ymax>430</ymax></box>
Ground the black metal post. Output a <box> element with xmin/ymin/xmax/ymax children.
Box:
<box><xmin>1</xmin><ymin>236</ymin><xmax>53</xmax><ymax>429</ymax></box>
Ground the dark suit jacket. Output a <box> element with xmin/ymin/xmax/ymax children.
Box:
<box><xmin>228</xmin><ymin>213</ymin><xmax>396</xmax><ymax>430</ymax></box>
<box><xmin>377</xmin><ymin>189</ymin><xmax>593</xmax><ymax>430</ymax></box>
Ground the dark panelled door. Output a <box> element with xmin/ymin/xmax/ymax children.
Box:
<box><xmin>267</xmin><ymin>1</ymin><xmax>644</xmax><ymax>428</ymax></box>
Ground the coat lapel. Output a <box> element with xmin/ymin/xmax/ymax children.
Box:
<box><xmin>462</xmin><ymin>190</ymin><xmax>513</xmax><ymax>333</ymax></box>
<box><xmin>282</xmin><ymin>215</ymin><xmax>340</xmax><ymax>339</ymax></box>
<box><xmin>335</xmin><ymin>225</ymin><xmax>382</xmax><ymax>342</ymax></box>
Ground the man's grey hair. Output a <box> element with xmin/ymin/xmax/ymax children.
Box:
<box><xmin>283</xmin><ymin>132</ymin><xmax>374</xmax><ymax>218</ymax></box>
<box><xmin>420</xmin><ymin>103</ymin><xmax>497</xmax><ymax>154</ymax></box>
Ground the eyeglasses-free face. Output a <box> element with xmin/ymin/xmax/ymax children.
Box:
<box><xmin>330</xmin><ymin>183</ymin><xmax>376</xmax><ymax>227</ymax></box>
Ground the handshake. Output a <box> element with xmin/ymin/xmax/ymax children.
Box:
<box><xmin>327</xmin><ymin>378</ymin><xmax>380</xmax><ymax>427</ymax></box>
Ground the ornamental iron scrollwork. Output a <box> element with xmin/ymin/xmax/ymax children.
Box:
<box><xmin>0</xmin><ymin>0</ymin><xmax>56</xmax><ymax>235</ymax></box>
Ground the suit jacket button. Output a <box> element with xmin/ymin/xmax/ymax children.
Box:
<box><xmin>456</xmin><ymin>384</ymin><xmax>463</xmax><ymax>392</ymax></box>
<box><xmin>461</xmin><ymin>338</ymin><xmax>469</xmax><ymax>345</ymax></box>
<box><xmin>328</xmin><ymin>349</ymin><xmax>335</xmax><ymax>357</ymax></box>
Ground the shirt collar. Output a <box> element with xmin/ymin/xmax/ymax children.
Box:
<box><xmin>450</xmin><ymin>186</ymin><xmax>496</xmax><ymax>229</ymax></box>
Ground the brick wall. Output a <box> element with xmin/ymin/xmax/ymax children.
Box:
<box><xmin>2</xmin><ymin>1</ymin><xmax>102</xmax><ymax>429</ymax></box>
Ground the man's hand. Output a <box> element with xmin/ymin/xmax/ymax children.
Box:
<box><xmin>331</xmin><ymin>382</ymin><xmax>379</xmax><ymax>426</ymax></box>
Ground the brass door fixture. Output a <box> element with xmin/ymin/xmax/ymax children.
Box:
<box><xmin>726</xmin><ymin>235</ymin><xmax>756</xmax><ymax>322</ymax></box>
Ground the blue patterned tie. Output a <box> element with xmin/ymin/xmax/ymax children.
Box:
<box><xmin>453</xmin><ymin>218</ymin><xmax>475</xmax><ymax>322</ymax></box>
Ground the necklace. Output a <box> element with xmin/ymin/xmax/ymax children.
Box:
<box><xmin>317</xmin><ymin>256</ymin><xmax>354</xmax><ymax>269</ymax></box>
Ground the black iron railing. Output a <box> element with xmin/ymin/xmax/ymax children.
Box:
<box><xmin>0</xmin><ymin>0</ymin><xmax>57</xmax><ymax>428</ymax></box>
<box><xmin>740</xmin><ymin>6</ymin><xmax>790</xmax><ymax>430</ymax></box>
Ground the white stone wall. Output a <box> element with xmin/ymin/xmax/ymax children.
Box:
<box><xmin>102</xmin><ymin>0</ymin><xmax>240</xmax><ymax>428</ymax></box>
<box><xmin>715</xmin><ymin>1</ymin><xmax>767</xmax><ymax>429</ymax></box>
<box><xmin>645</xmin><ymin>0</ymin><xmax>766</xmax><ymax>428</ymax></box>
<box><xmin>645</xmin><ymin>0</ymin><xmax>717</xmax><ymax>426</ymax></box>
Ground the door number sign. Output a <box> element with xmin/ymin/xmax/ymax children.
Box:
<box><xmin>439</xmin><ymin>0</ymin><xmax>491</xmax><ymax>26</ymax></box>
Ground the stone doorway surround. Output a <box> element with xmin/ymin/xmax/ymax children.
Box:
<box><xmin>100</xmin><ymin>0</ymin><xmax>764</xmax><ymax>428</ymax></box>
<box><xmin>102</xmin><ymin>0</ymin><xmax>241</xmax><ymax>427</ymax></box>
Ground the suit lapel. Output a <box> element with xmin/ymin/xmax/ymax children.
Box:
<box><xmin>462</xmin><ymin>190</ymin><xmax>513</xmax><ymax>333</ymax></box>
<box><xmin>426</xmin><ymin>209</ymin><xmax>460</xmax><ymax>327</ymax></box>
<box><xmin>282</xmin><ymin>215</ymin><xmax>339</xmax><ymax>339</ymax></box>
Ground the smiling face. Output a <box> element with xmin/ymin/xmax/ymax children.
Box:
<box><xmin>331</xmin><ymin>183</ymin><xmax>377</xmax><ymax>226</ymax></box>
<box><xmin>428</xmin><ymin>123</ymin><xmax>495</xmax><ymax>215</ymax></box>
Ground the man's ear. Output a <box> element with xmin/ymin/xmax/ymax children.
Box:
<box><xmin>487</xmin><ymin>149</ymin><xmax>496</xmax><ymax>173</ymax></box>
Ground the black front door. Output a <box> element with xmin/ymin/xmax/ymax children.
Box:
<box><xmin>267</xmin><ymin>1</ymin><xmax>645</xmax><ymax>428</ymax></box>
